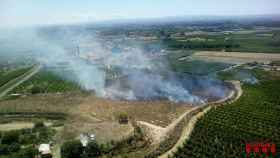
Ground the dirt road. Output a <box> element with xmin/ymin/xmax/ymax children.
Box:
<box><xmin>0</xmin><ymin>65</ymin><xmax>41</xmax><ymax>99</ymax></box>
<box><xmin>158</xmin><ymin>81</ymin><xmax>242</xmax><ymax>158</ymax></box>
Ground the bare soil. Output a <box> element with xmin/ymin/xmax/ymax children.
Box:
<box><xmin>0</xmin><ymin>92</ymin><xmax>85</xmax><ymax>114</ymax></box>
<box><xmin>77</xmin><ymin>96</ymin><xmax>192</xmax><ymax>127</ymax></box>
<box><xmin>60</xmin><ymin>96</ymin><xmax>192</xmax><ymax>143</ymax></box>
<box><xmin>0</xmin><ymin>121</ymin><xmax>34</xmax><ymax>131</ymax></box>
<box><xmin>0</xmin><ymin>93</ymin><xmax>192</xmax><ymax>144</ymax></box>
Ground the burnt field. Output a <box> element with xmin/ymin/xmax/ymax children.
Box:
<box><xmin>105</xmin><ymin>71</ymin><xmax>232</xmax><ymax>103</ymax></box>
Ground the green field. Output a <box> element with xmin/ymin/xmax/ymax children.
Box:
<box><xmin>170</xmin><ymin>59</ymin><xmax>231</xmax><ymax>75</ymax></box>
<box><xmin>229</xmin><ymin>32</ymin><xmax>280</xmax><ymax>53</ymax></box>
<box><xmin>167</xmin><ymin>51</ymin><xmax>231</xmax><ymax>75</ymax></box>
<box><xmin>173</xmin><ymin>71</ymin><xmax>280</xmax><ymax>158</ymax></box>
<box><xmin>165</xmin><ymin>30</ymin><xmax>280</xmax><ymax>53</ymax></box>
<box><xmin>0</xmin><ymin>67</ymin><xmax>32</xmax><ymax>88</ymax></box>
<box><xmin>11</xmin><ymin>70</ymin><xmax>81</xmax><ymax>94</ymax></box>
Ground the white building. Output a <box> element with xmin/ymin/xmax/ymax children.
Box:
<box><xmin>38</xmin><ymin>144</ymin><xmax>51</xmax><ymax>155</ymax></box>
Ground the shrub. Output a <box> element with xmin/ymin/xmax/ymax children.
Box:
<box><xmin>118</xmin><ymin>112</ymin><xmax>129</xmax><ymax>124</ymax></box>
<box><xmin>1</xmin><ymin>131</ymin><xmax>20</xmax><ymax>144</ymax></box>
<box><xmin>30</xmin><ymin>86</ymin><xmax>42</xmax><ymax>94</ymax></box>
<box><xmin>82</xmin><ymin>141</ymin><xmax>102</xmax><ymax>158</ymax></box>
<box><xmin>0</xmin><ymin>144</ymin><xmax>9</xmax><ymax>155</ymax></box>
<box><xmin>7</xmin><ymin>143</ymin><xmax>21</xmax><ymax>153</ymax></box>
<box><xmin>34</xmin><ymin>121</ymin><xmax>45</xmax><ymax>129</ymax></box>
<box><xmin>15</xmin><ymin>146</ymin><xmax>38</xmax><ymax>158</ymax></box>
<box><xmin>61</xmin><ymin>140</ymin><xmax>83</xmax><ymax>158</ymax></box>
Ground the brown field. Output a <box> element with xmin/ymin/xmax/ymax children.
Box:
<box><xmin>61</xmin><ymin>96</ymin><xmax>193</xmax><ymax>143</ymax></box>
<box><xmin>0</xmin><ymin>122</ymin><xmax>34</xmax><ymax>131</ymax></box>
<box><xmin>0</xmin><ymin>92</ymin><xmax>85</xmax><ymax>113</ymax></box>
<box><xmin>77</xmin><ymin>96</ymin><xmax>192</xmax><ymax>127</ymax></box>
<box><xmin>192</xmin><ymin>51</ymin><xmax>280</xmax><ymax>64</ymax></box>
<box><xmin>0</xmin><ymin>92</ymin><xmax>193</xmax><ymax>143</ymax></box>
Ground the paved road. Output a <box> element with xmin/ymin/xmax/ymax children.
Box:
<box><xmin>0</xmin><ymin>65</ymin><xmax>41</xmax><ymax>99</ymax></box>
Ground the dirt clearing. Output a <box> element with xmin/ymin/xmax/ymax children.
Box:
<box><xmin>58</xmin><ymin>96</ymin><xmax>193</xmax><ymax>143</ymax></box>
<box><xmin>0</xmin><ymin>93</ymin><xmax>192</xmax><ymax>144</ymax></box>
<box><xmin>77</xmin><ymin>96</ymin><xmax>193</xmax><ymax>127</ymax></box>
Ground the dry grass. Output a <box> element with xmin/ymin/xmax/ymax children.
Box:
<box><xmin>0</xmin><ymin>92</ymin><xmax>192</xmax><ymax>144</ymax></box>
<box><xmin>0</xmin><ymin>92</ymin><xmax>86</xmax><ymax>113</ymax></box>
<box><xmin>77</xmin><ymin>96</ymin><xmax>192</xmax><ymax>127</ymax></box>
<box><xmin>59</xmin><ymin>96</ymin><xmax>193</xmax><ymax>143</ymax></box>
<box><xmin>0</xmin><ymin>121</ymin><xmax>34</xmax><ymax>131</ymax></box>
<box><xmin>192</xmin><ymin>51</ymin><xmax>280</xmax><ymax>64</ymax></box>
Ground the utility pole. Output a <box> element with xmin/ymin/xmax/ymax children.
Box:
<box><xmin>76</xmin><ymin>45</ymin><xmax>80</xmax><ymax>56</ymax></box>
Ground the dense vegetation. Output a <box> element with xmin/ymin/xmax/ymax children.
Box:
<box><xmin>229</xmin><ymin>31</ymin><xmax>280</xmax><ymax>53</ymax></box>
<box><xmin>61</xmin><ymin>127</ymin><xmax>148</xmax><ymax>158</ymax></box>
<box><xmin>11</xmin><ymin>70</ymin><xmax>81</xmax><ymax>94</ymax></box>
<box><xmin>170</xmin><ymin>59</ymin><xmax>230</xmax><ymax>75</ymax></box>
<box><xmin>61</xmin><ymin>140</ymin><xmax>102</xmax><ymax>158</ymax></box>
<box><xmin>173</xmin><ymin>71</ymin><xmax>280</xmax><ymax>158</ymax></box>
<box><xmin>0</xmin><ymin>122</ymin><xmax>55</xmax><ymax>158</ymax></box>
<box><xmin>0</xmin><ymin>67</ymin><xmax>32</xmax><ymax>88</ymax></box>
<box><xmin>165</xmin><ymin>38</ymin><xmax>240</xmax><ymax>51</ymax></box>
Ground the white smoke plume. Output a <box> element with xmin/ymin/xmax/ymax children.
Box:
<box><xmin>0</xmin><ymin>26</ymin><xmax>229</xmax><ymax>104</ymax></box>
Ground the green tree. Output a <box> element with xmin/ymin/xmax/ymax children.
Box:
<box><xmin>1</xmin><ymin>131</ymin><xmax>20</xmax><ymax>144</ymax></box>
<box><xmin>34</xmin><ymin>121</ymin><xmax>45</xmax><ymax>129</ymax></box>
<box><xmin>82</xmin><ymin>141</ymin><xmax>101</xmax><ymax>158</ymax></box>
<box><xmin>15</xmin><ymin>146</ymin><xmax>38</xmax><ymax>158</ymax></box>
<box><xmin>61</xmin><ymin>140</ymin><xmax>83</xmax><ymax>158</ymax></box>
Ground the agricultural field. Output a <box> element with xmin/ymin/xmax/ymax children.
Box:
<box><xmin>10</xmin><ymin>70</ymin><xmax>81</xmax><ymax>95</ymax></box>
<box><xmin>1</xmin><ymin>17</ymin><xmax>280</xmax><ymax>158</ymax></box>
<box><xmin>191</xmin><ymin>51</ymin><xmax>280</xmax><ymax>65</ymax></box>
<box><xmin>170</xmin><ymin>59</ymin><xmax>231</xmax><ymax>75</ymax></box>
<box><xmin>0</xmin><ymin>67</ymin><xmax>32</xmax><ymax>88</ymax></box>
<box><xmin>229</xmin><ymin>31</ymin><xmax>280</xmax><ymax>53</ymax></box>
<box><xmin>173</xmin><ymin>70</ymin><xmax>280</xmax><ymax>158</ymax></box>
<box><xmin>164</xmin><ymin>30</ymin><xmax>280</xmax><ymax>53</ymax></box>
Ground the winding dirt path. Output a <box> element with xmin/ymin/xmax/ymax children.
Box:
<box><xmin>158</xmin><ymin>81</ymin><xmax>242</xmax><ymax>158</ymax></box>
<box><xmin>137</xmin><ymin>106</ymin><xmax>201</xmax><ymax>145</ymax></box>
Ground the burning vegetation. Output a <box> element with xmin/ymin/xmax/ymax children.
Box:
<box><xmin>0</xmin><ymin>28</ymin><xmax>232</xmax><ymax>105</ymax></box>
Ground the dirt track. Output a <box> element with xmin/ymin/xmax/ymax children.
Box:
<box><xmin>192</xmin><ymin>51</ymin><xmax>280</xmax><ymax>64</ymax></box>
<box><xmin>158</xmin><ymin>81</ymin><xmax>242</xmax><ymax>158</ymax></box>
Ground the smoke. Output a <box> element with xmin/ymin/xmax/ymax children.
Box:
<box><xmin>0</xmin><ymin>26</ymin><xmax>230</xmax><ymax>104</ymax></box>
<box><xmin>0</xmin><ymin>27</ymin><xmax>106</xmax><ymax>96</ymax></box>
<box><xmin>234</xmin><ymin>71</ymin><xmax>259</xmax><ymax>84</ymax></box>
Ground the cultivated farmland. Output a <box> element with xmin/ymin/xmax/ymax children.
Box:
<box><xmin>173</xmin><ymin>70</ymin><xmax>280</xmax><ymax>158</ymax></box>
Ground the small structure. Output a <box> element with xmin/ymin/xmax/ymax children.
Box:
<box><xmin>38</xmin><ymin>144</ymin><xmax>52</xmax><ymax>158</ymax></box>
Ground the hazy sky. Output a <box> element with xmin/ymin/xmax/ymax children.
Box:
<box><xmin>1</xmin><ymin>0</ymin><xmax>280</xmax><ymax>27</ymax></box>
